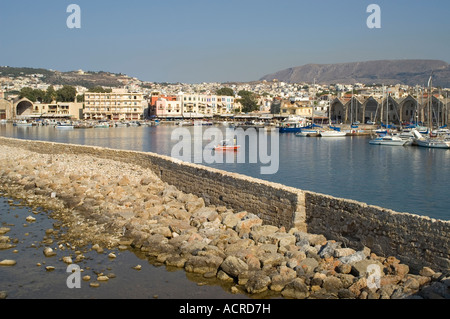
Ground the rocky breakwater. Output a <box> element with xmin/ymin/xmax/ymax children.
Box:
<box><xmin>0</xmin><ymin>144</ymin><xmax>448</xmax><ymax>299</ymax></box>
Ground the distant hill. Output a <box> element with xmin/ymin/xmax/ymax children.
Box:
<box><xmin>0</xmin><ymin>66</ymin><xmax>129</xmax><ymax>88</ymax></box>
<box><xmin>259</xmin><ymin>60</ymin><xmax>450</xmax><ymax>87</ymax></box>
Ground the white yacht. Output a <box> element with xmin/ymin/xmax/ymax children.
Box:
<box><xmin>369</xmin><ymin>134</ymin><xmax>408</xmax><ymax>146</ymax></box>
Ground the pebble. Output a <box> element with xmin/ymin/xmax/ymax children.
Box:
<box><xmin>0</xmin><ymin>259</ymin><xmax>16</xmax><ymax>266</ymax></box>
<box><xmin>25</xmin><ymin>216</ymin><xmax>36</xmax><ymax>222</ymax></box>
<box><xmin>43</xmin><ymin>247</ymin><xmax>56</xmax><ymax>257</ymax></box>
<box><xmin>97</xmin><ymin>275</ymin><xmax>109</xmax><ymax>281</ymax></box>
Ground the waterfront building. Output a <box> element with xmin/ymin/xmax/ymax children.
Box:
<box><xmin>280</xmin><ymin>99</ymin><xmax>313</xmax><ymax>118</ymax></box>
<box><xmin>0</xmin><ymin>98</ymin><xmax>12</xmax><ymax>120</ymax></box>
<box><xmin>32</xmin><ymin>102</ymin><xmax>84</xmax><ymax>120</ymax></box>
<box><xmin>179</xmin><ymin>93</ymin><xmax>235</xmax><ymax>117</ymax></box>
<box><xmin>83</xmin><ymin>88</ymin><xmax>146</xmax><ymax>121</ymax></box>
<box><xmin>154</xmin><ymin>97</ymin><xmax>182</xmax><ymax>118</ymax></box>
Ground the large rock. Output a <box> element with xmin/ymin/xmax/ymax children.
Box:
<box><xmin>351</xmin><ymin>259</ymin><xmax>384</xmax><ymax>278</ymax></box>
<box><xmin>281</xmin><ymin>278</ymin><xmax>310</xmax><ymax>299</ymax></box>
<box><xmin>245</xmin><ymin>272</ymin><xmax>271</xmax><ymax>294</ymax></box>
<box><xmin>235</xmin><ymin>213</ymin><xmax>262</xmax><ymax>233</ymax></box>
<box><xmin>322</xmin><ymin>276</ymin><xmax>343</xmax><ymax>294</ymax></box>
<box><xmin>297</xmin><ymin>258</ymin><xmax>319</xmax><ymax>273</ymax></box>
<box><xmin>339</xmin><ymin>251</ymin><xmax>366</xmax><ymax>264</ymax></box>
<box><xmin>220</xmin><ymin>256</ymin><xmax>248</xmax><ymax>278</ymax></box>
<box><xmin>184</xmin><ymin>255</ymin><xmax>223</xmax><ymax>274</ymax></box>
<box><xmin>318</xmin><ymin>241</ymin><xmax>341</xmax><ymax>258</ymax></box>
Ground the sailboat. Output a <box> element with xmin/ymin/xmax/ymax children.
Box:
<box><xmin>318</xmin><ymin>98</ymin><xmax>347</xmax><ymax>137</ymax></box>
<box><xmin>412</xmin><ymin>75</ymin><xmax>450</xmax><ymax>149</ymax></box>
<box><xmin>369</xmin><ymin>86</ymin><xmax>408</xmax><ymax>146</ymax></box>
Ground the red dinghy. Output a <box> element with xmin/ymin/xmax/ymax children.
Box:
<box><xmin>214</xmin><ymin>139</ymin><xmax>240</xmax><ymax>151</ymax></box>
<box><xmin>214</xmin><ymin>145</ymin><xmax>240</xmax><ymax>151</ymax></box>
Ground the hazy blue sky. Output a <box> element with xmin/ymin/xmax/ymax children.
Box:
<box><xmin>0</xmin><ymin>0</ymin><xmax>449</xmax><ymax>83</ymax></box>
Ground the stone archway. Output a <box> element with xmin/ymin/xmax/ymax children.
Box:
<box><xmin>330</xmin><ymin>98</ymin><xmax>346</xmax><ymax>124</ymax></box>
<box><xmin>15</xmin><ymin>98</ymin><xmax>34</xmax><ymax>117</ymax></box>
<box><xmin>399</xmin><ymin>95</ymin><xmax>419</xmax><ymax>124</ymax></box>
<box><xmin>363</xmin><ymin>97</ymin><xmax>380</xmax><ymax>123</ymax></box>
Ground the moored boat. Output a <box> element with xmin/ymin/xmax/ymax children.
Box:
<box><xmin>279</xmin><ymin>116</ymin><xmax>308</xmax><ymax>133</ymax></box>
<box><xmin>214</xmin><ymin>139</ymin><xmax>240</xmax><ymax>151</ymax></box>
<box><xmin>13</xmin><ymin>120</ymin><xmax>32</xmax><ymax>127</ymax></box>
<box><xmin>319</xmin><ymin>130</ymin><xmax>347</xmax><ymax>137</ymax></box>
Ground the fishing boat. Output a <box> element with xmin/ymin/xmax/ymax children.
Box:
<box><xmin>279</xmin><ymin>116</ymin><xmax>308</xmax><ymax>133</ymax></box>
<box><xmin>214</xmin><ymin>139</ymin><xmax>240</xmax><ymax>151</ymax></box>
<box><xmin>94</xmin><ymin>122</ymin><xmax>110</xmax><ymax>128</ymax></box>
<box><xmin>13</xmin><ymin>120</ymin><xmax>32</xmax><ymax>127</ymax></box>
<box><xmin>55</xmin><ymin>123</ymin><xmax>74</xmax><ymax>130</ymax></box>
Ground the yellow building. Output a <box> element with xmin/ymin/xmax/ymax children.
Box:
<box><xmin>280</xmin><ymin>100</ymin><xmax>313</xmax><ymax>117</ymax></box>
<box><xmin>84</xmin><ymin>88</ymin><xmax>146</xmax><ymax>121</ymax></box>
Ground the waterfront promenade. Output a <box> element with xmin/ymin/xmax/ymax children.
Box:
<box><xmin>0</xmin><ymin>137</ymin><xmax>448</xmax><ymax>299</ymax></box>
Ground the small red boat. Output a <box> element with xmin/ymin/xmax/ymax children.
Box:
<box><xmin>214</xmin><ymin>145</ymin><xmax>240</xmax><ymax>151</ymax></box>
<box><xmin>214</xmin><ymin>139</ymin><xmax>240</xmax><ymax>151</ymax></box>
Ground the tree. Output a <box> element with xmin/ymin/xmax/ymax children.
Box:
<box><xmin>19</xmin><ymin>87</ymin><xmax>45</xmax><ymax>102</ymax></box>
<box><xmin>44</xmin><ymin>86</ymin><xmax>57</xmax><ymax>103</ymax></box>
<box><xmin>19</xmin><ymin>87</ymin><xmax>37</xmax><ymax>102</ymax></box>
<box><xmin>216</xmin><ymin>87</ymin><xmax>234</xmax><ymax>96</ymax></box>
<box><xmin>88</xmin><ymin>86</ymin><xmax>112</xmax><ymax>93</ymax></box>
<box><xmin>76</xmin><ymin>94</ymin><xmax>84</xmax><ymax>102</ymax></box>
<box><xmin>237</xmin><ymin>90</ymin><xmax>258</xmax><ymax>113</ymax></box>
<box><xmin>56</xmin><ymin>85</ymin><xmax>77</xmax><ymax>102</ymax></box>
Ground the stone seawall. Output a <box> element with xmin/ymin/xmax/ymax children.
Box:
<box><xmin>0</xmin><ymin>136</ymin><xmax>448</xmax><ymax>273</ymax></box>
<box><xmin>305</xmin><ymin>193</ymin><xmax>450</xmax><ymax>272</ymax></box>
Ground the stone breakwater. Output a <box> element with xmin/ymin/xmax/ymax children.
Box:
<box><xmin>0</xmin><ymin>144</ymin><xmax>449</xmax><ymax>299</ymax></box>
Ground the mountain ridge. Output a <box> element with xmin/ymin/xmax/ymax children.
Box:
<box><xmin>259</xmin><ymin>59</ymin><xmax>450</xmax><ymax>87</ymax></box>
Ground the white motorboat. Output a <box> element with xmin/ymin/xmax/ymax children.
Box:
<box><xmin>411</xmin><ymin>129</ymin><xmax>450</xmax><ymax>149</ymax></box>
<box><xmin>319</xmin><ymin>130</ymin><xmax>347</xmax><ymax>137</ymax></box>
<box><xmin>369</xmin><ymin>134</ymin><xmax>408</xmax><ymax>146</ymax></box>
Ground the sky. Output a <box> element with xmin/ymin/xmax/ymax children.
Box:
<box><xmin>0</xmin><ymin>0</ymin><xmax>449</xmax><ymax>83</ymax></box>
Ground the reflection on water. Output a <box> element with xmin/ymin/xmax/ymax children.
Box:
<box><xmin>1</xmin><ymin>124</ymin><xmax>449</xmax><ymax>220</ymax></box>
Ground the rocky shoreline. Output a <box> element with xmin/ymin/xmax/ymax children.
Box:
<box><xmin>0</xmin><ymin>145</ymin><xmax>449</xmax><ymax>299</ymax></box>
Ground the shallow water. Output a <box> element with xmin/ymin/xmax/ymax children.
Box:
<box><xmin>0</xmin><ymin>196</ymin><xmax>253</xmax><ymax>299</ymax></box>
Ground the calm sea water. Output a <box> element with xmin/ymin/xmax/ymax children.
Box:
<box><xmin>1</xmin><ymin>123</ymin><xmax>449</xmax><ymax>221</ymax></box>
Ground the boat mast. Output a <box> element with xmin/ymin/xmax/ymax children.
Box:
<box><xmin>428</xmin><ymin>75</ymin><xmax>432</xmax><ymax>132</ymax></box>
<box><xmin>415</xmin><ymin>86</ymin><xmax>419</xmax><ymax>126</ymax></box>
<box><xmin>312</xmin><ymin>78</ymin><xmax>315</xmax><ymax>127</ymax></box>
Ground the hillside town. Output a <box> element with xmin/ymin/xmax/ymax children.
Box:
<box><xmin>1</xmin><ymin>68</ymin><xmax>449</xmax><ymax>127</ymax></box>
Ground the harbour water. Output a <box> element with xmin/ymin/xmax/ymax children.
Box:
<box><xmin>1</xmin><ymin>123</ymin><xmax>449</xmax><ymax>221</ymax></box>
